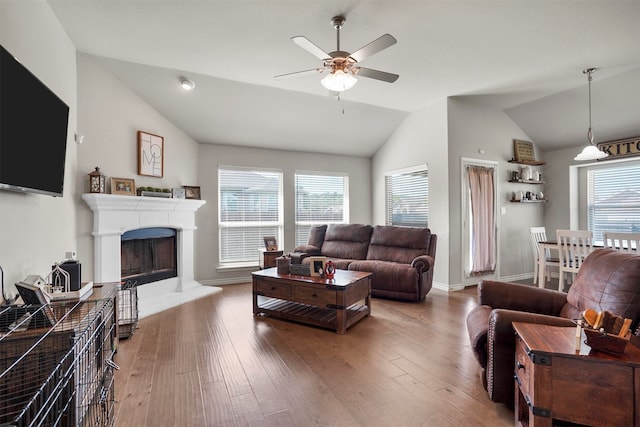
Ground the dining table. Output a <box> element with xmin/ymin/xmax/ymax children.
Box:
<box><xmin>536</xmin><ymin>240</ymin><xmax>628</xmax><ymax>287</ymax></box>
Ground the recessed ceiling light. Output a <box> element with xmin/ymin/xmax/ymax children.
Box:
<box><xmin>180</xmin><ymin>78</ymin><xmax>195</xmax><ymax>90</ymax></box>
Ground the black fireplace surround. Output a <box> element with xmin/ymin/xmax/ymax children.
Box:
<box><xmin>121</xmin><ymin>227</ymin><xmax>177</xmax><ymax>286</ymax></box>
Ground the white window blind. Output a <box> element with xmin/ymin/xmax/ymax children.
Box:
<box><xmin>295</xmin><ymin>172</ymin><xmax>348</xmax><ymax>247</ymax></box>
<box><xmin>218</xmin><ymin>167</ymin><xmax>283</xmax><ymax>265</ymax></box>
<box><xmin>588</xmin><ymin>163</ymin><xmax>640</xmax><ymax>243</ymax></box>
<box><xmin>385</xmin><ymin>166</ymin><xmax>429</xmax><ymax>227</ymax></box>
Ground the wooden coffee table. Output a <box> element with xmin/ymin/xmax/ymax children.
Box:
<box><xmin>252</xmin><ymin>268</ymin><xmax>372</xmax><ymax>334</ymax></box>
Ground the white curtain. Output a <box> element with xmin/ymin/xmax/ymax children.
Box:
<box><xmin>467</xmin><ymin>165</ymin><xmax>496</xmax><ymax>275</ymax></box>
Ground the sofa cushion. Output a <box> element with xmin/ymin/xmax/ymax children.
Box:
<box><xmin>307</xmin><ymin>225</ymin><xmax>327</xmax><ymax>249</ymax></box>
<box><xmin>366</xmin><ymin>225</ymin><xmax>433</xmax><ymax>264</ymax></box>
<box><xmin>348</xmin><ymin>259</ymin><xmax>418</xmax><ymax>295</ymax></box>
<box><xmin>560</xmin><ymin>248</ymin><xmax>640</xmax><ymax>322</ymax></box>
<box><xmin>320</xmin><ymin>224</ymin><xmax>373</xmax><ymax>260</ymax></box>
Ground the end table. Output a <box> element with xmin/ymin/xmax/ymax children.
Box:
<box><xmin>512</xmin><ymin>321</ymin><xmax>640</xmax><ymax>427</ymax></box>
<box><xmin>258</xmin><ymin>248</ymin><xmax>284</xmax><ymax>269</ymax></box>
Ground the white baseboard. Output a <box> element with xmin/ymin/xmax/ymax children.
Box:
<box><xmin>198</xmin><ymin>276</ymin><xmax>252</xmax><ymax>286</ymax></box>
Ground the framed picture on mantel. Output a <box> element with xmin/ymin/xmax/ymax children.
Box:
<box><xmin>183</xmin><ymin>186</ymin><xmax>201</xmax><ymax>200</ymax></box>
<box><xmin>111</xmin><ymin>177</ymin><xmax>136</xmax><ymax>196</ymax></box>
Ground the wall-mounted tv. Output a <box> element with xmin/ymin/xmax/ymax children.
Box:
<box><xmin>0</xmin><ymin>44</ymin><xmax>70</xmax><ymax>197</ymax></box>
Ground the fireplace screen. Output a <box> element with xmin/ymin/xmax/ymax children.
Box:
<box><xmin>121</xmin><ymin>227</ymin><xmax>177</xmax><ymax>285</ymax></box>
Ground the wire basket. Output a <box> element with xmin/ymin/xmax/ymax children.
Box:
<box><xmin>0</xmin><ymin>298</ymin><xmax>117</xmax><ymax>426</ymax></box>
<box><xmin>118</xmin><ymin>280</ymin><xmax>138</xmax><ymax>339</ymax></box>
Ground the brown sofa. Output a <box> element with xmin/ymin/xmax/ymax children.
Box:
<box><xmin>466</xmin><ymin>248</ymin><xmax>640</xmax><ymax>406</ymax></box>
<box><xmin>292</xmin><ymin>223</ymin><xmax>437</xmax><ymax>301</ymax></box>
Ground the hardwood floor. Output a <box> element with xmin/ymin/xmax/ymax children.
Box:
<box><xmin>113</xmin><ymin>283</ymin><xmax>514</xmax><ymax>426</ymax></box>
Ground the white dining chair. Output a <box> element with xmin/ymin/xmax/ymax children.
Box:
<box><xmin>556</xmin><ymin>229</ymin><xmax>593</xmax><ymax>292</ymax></box>
<box><xmin>529</xmin><ymin>227</ymin><xmax>559</xmax><ymax>286</ymax></box>
<box><xmin>603</xmin><ymin>232</ymin><xmax>640</xmax><ymax>253</ymax></box>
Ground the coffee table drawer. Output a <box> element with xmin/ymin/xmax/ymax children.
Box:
<box><xmin>293</xmin><ymin>285</ymin><xmax>336</xmax><ymax>306</ymax></box>
<box><xmin>255</xmin><ymin>280</ymin><xmax>291</xmax><ymax>299</ymax></box>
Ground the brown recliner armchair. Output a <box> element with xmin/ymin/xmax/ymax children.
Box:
<box><xmin>466</xmin><ymin>248</ymin><xmax>640</xmax><ymax>406</ymax></box>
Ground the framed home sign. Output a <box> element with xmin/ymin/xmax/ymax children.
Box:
<box><xmin>513</xmin><ymin>139</ymin><xmax>536</xmax><ymax>162</ymax></box>
<box><xmin>138</xmin><ymin>130</ymin><xmax>164</xmax><ymax>178</ymax></box>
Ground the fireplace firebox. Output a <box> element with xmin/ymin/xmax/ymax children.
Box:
<box><xmin>121</xmin><ymin>227</ymin><xmax>177</xmax><ymax>286</ymax></box>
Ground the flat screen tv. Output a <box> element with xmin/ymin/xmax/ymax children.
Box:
<box><xmin>0</xmin><ymin>44</ymin><xmax>70</xmax><ymax>197</ymax></box>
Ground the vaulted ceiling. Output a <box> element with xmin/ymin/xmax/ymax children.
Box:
<box><xmin>48</xmin><ymin>0</ymin><xmax>640</xmax><ymax>157</ymax></box>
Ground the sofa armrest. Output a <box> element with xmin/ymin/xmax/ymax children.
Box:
<box><xmin>479</xmin><ymin>280</ymin><xmax>567</xmax><ymax>317</ymax></box>
<box><xmin>290</xmin><ymin>245</ymin><xmax>321</xmax><ymax>264</ymax></box>
<box><xmin>410</xmin><ymin>255</ymin><xmax>434</xmax><ymax>272</ymax></box>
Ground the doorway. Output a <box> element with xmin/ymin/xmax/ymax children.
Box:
<box><xmin>461</xmin><ymin>158</ymin><xmax>498</xmax><ymax>286</ymax></box>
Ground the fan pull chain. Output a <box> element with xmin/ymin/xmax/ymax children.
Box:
<box><xmin>336</xmin><ymin>93</ymin><xmax>345</xmax><ymax>114</ymax></box>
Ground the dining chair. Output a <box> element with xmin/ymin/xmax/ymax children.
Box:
<box><xmin>529</xmin><ymin>227</ymin><xmax>559</xmax><ymax>286</ymax></box>
<box><xmin>603</xmin><ymin>232</ymin><xmax>640</xmax><ymax>253</ymax></box>
<box><xmin>556</xmin><ymin>229</ymin><xmax>593</xmax><ymax>292</ymax></box>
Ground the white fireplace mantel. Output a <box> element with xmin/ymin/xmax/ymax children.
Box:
<box><xmin>82</xmin><ymin>193</ymin><xmax>216</xmax><ymax>318</ymax></box>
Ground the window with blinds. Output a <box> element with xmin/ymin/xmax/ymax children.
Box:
<box><xmin>587</xmin><ymin>163</ymin><xmax>640</xmax><ymax>243</ymax></box>
<box><xmin>385</xmin><ymin>166</ymin><xmax>428</xmax><ymax>227</ymax></box>
<box><xmin>218</xmin><ymin>166</ymin><xmax>283</xmax><ymax>266</ymax></box>
<box><xmin>295</xmin><ymin>172</ymin><xmax>348</xmax><ymax>247</ymax></box>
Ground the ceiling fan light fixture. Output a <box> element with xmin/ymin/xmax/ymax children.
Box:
<box><xmin>321</xmin><ymin>70</ymin><xmax>357</xmax><ymax>92</ymax></box>
<box><xmin>180</xmin><ymin>77</ymin><xmax>195</xmax><ymax>91</ymax></box>
<box><xmin>574</xmin><ymin>68</ymin><xmax>608</xmax><ymax>161</ymax></box>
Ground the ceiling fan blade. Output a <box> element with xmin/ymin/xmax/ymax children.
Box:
<box><xmin>291</xmin><ymin>36</ymin><xmax>331</xmax><ymax>60</ymax></box>
<box><xmin>274</xmin><ymin>68</ymin><xmax>322</xmax><ymax>80</ymax></box>
<box><xmin>355</xmin><ymin>67</ymin><xmax>399</xmax><ymax>83</ymax></box>
<box><xmin>350</xmin><ymin>34</ymin><xmax>397</xmax><ymax>63</ymax></box>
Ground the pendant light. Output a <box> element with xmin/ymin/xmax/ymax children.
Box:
<box><xmin>574</xmin><ymin>68</ymin><xmax>609</xmax><ymax>161</ymax></box>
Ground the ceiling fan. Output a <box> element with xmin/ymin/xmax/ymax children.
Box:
<box><xmin>275</xmin><ymin>16</ymin><xmax>399</xmax><ymax>93</ymax></box>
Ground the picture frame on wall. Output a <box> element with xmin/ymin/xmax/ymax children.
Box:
<box><xmin>309</xmin><ymin>256</ymin><xmax>327</xmax><ymax>277</ymax></box>
<box><xmin>183</xmin><ymin>186</ymin><xmax>201</xmax><ymax>200</ymax></box>
<box><xmin>111</xmin><ymin>177</ymin><xmax>136</xmax><ymax>196</ymax></box>
<box><xmin>137</xmin><ymin>130</ymin><xmax>164</xmax><ymax>178</ymax></box>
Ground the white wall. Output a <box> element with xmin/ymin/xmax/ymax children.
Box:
<box><xmin>372</xmin><ymin>96</ymin><xmax>549</xmax><ymax>290</ymax></box>
<box><xmin>447</xmin><ymin>97</ymin><xmax>545</xmax><ymax>286</ymax></box>
<box><xmin>540</xmin><ymin>145</ymin><xmax>578</xmax><ymax>234</ymax></box>
<box><xmin>0</xmin><ymin>1</ymin><xmax>78</xmax><ymax>300</ymax></box>
<box><xmin>372</xmin><ymin>100</ymin><xmax>450</xmax><ymax>289</ymax></box>
<box><xmin>76</xmin><ymin>53</ymin><xmax>200</xmax><ymax>280</ymax></box>
<box><xmin>196</xmin><ymin>144</ymin><xmax>371</xmax><ymax>285</ymax></box>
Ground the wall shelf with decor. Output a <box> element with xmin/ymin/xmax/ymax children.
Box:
<box><xmin>508</xmin><ymin>178</ymin><xmax>545</xmax><ymax>184</ymax></box>
<box><xmin>508</xmin><ymin>159</ymin><xmax>545</xmax><ymax>166</ymax></box>
<box><xmin>508</xmin><ymin>139</ymin><xmax>546</xmax><ymax>204</ymax></box>
<box><xmin>509</xmin><ymin>199</ymin><xmax>548</xmax><ymax>203</ymax></box>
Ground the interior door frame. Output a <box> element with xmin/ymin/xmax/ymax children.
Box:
<box><xmin>460</xmin><ymin>157</ymin><xmax>499</xmax><ymax>286</ymax></box>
